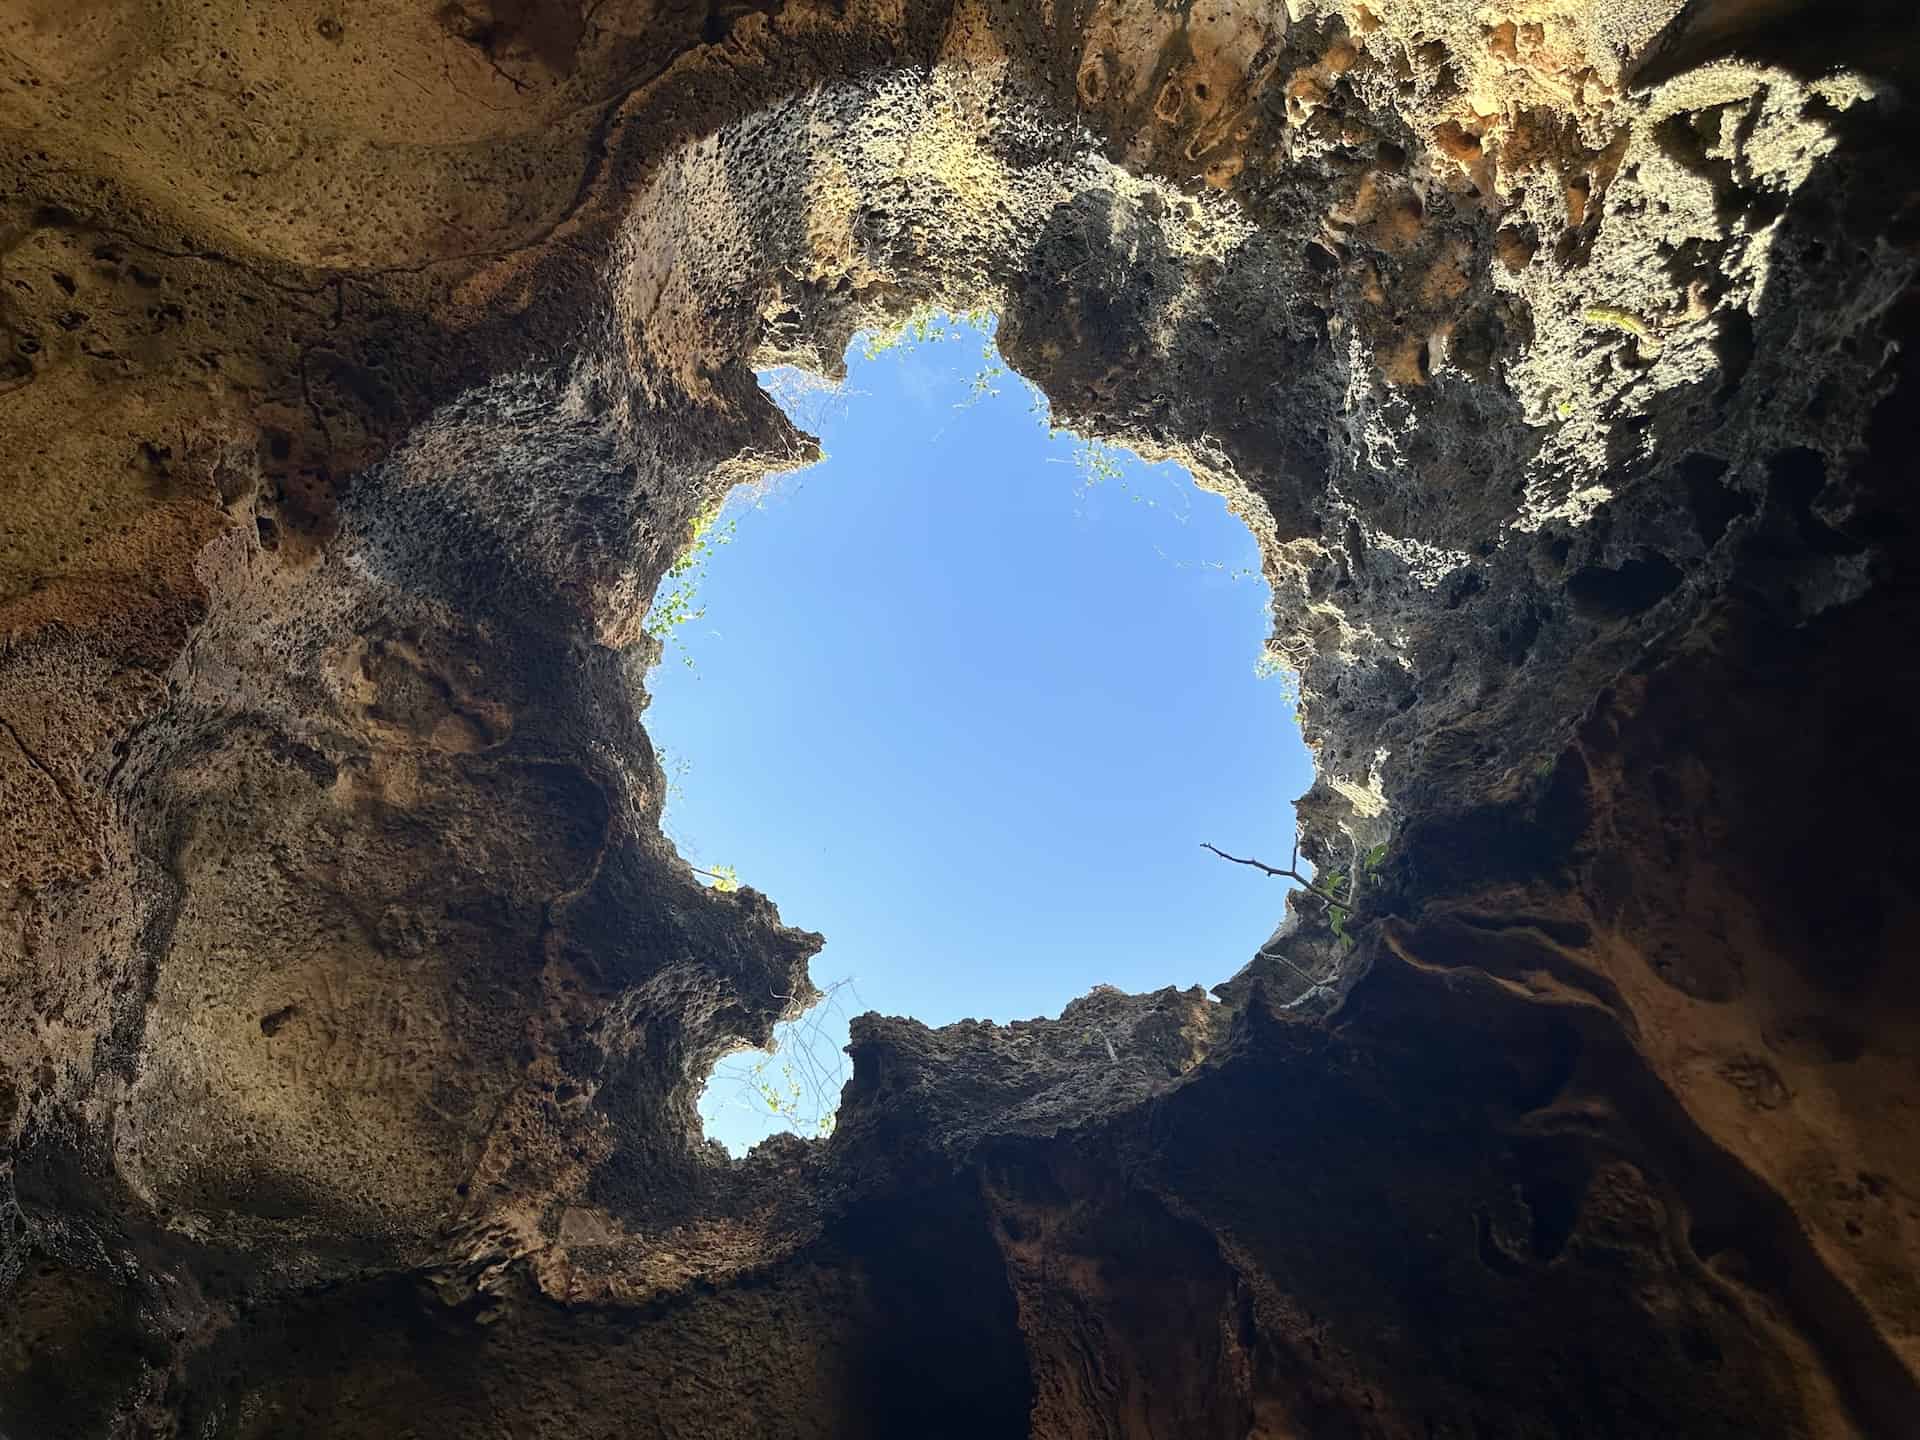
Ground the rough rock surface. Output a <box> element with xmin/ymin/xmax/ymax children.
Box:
<box><xmin>3</xmin><ymin>0</ymin><xmax>1919</xmax><ymax>1434</ymax></box>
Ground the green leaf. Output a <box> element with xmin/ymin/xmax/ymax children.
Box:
<box><xmin>1329</xmin><ymin>903</ymin><xmax>1357</xmax><ymax>951</ymax></box>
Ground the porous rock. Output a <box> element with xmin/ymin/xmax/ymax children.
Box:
<box><xmin>3</xmin><ymin>0</ymin><xmax>1919</xmax><ymax>1434</ymax></box>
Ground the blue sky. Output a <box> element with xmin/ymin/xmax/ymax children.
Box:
<box><xmin>647</xmin><ymin>317</ymin><xmax>1313</xmax><ymax>1153</ymax></box>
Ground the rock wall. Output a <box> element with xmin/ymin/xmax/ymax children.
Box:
<box><xmin>3</xmin><ymin>0</ymin><xmax>1918</xmax><ymax>1434</ymax></box>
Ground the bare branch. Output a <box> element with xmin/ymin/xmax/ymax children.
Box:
<box><xmin>1202</xmin><ymin>841</ymin><xmax>1294</xmax><ymax>878</ymax></box>
<box><xmin>1258</xmin><ymin>947</ymin><xmax>1329</xmax><ymax>989</ymax></box>
<box><xmin>1200</xmin><ymin>842</ymin><xmax>1350</xmax><ymax>912</ymax></box>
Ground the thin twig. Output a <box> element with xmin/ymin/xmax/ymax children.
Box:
<box><xmin>1201</xmin><ymin>842</ymin><xmax>1350</xmax><ymax>912</ymax></box>
<box><xmin>1257</xmin><ymin>947</ymin><xmax>1328</xmax><ymax>989</ymax></box>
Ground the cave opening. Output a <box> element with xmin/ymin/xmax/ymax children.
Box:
<box><xmin>643</xmin><ymin>314</ymin><xmax>1317</xmax><ymax>1154</ymax></box>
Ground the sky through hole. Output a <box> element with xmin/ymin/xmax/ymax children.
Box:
<box><xmin>647</xmin><ymin>315</ymin><xmax>1315</xmax><ymax>1154</ymax></box>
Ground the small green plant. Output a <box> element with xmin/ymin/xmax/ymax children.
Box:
<box><xmin>646</xmin><ymin>499</ymin><xmax>737</xmax><ymax>668</ymax></box>
<box><xmin>1203</xmin><ymin>840</ymin><xmax>1351</xmax><ymax>914</ymax></box>
<box><xmin>1058</xmin><ymin>437</ymin><xmax>1197</xmax><ymax>524</ymax></box>
<box><xmin>967</xmin><ymin>350</ymin><xmax>1008</xmax><ymax>403</ymax></box>
<box><xmin>859</xmin><ymin>306</ymin><xmax>995</xmax><ymax>361</ymax></box>
<box><xmin>749</xmin><ymin>1054</ymin><xmax>814</xmax><ymax>1126</ymax></box>
<box><xmin>857</xmin><ymin>306</ymin><xmax>1008</xmax><ymax>409</ymax></box>
<box><xmin>656</xmin><ymin>746</ymin><xmax>692</xmax><ymax>808</ymax></box>
<box><xmin>1162</xmin><ymin>548</ymin><xmax>1262</xmax><ymax>586</ymax></box>
<box><xmin>1203</xmin><ymin>837</ymin><xmax>1385</xmax><ymax>952</ymax></box>
<box><xmin>693</xmin><ymin>863</ymin><xmax>740</xmax><ymax>893</ymax></box>
<box><xmin>709</xmin><ymin>977</ymin><xmax>861</xmax><ymax>1142</ymax></box>
<box><xmin>1068</xmin><ymin>437</ymin><xmax>1175</xmax><ymax>510</ymax></box>
<box><xmin>1322</xmin><ymin>866</ymin><xmax>1354</xmax><ymax>949</ymax></box>
<box><xmin>1255</xmin><ymin>652</ymin><xmax>1302</xmax><ymax>700</ymax></box>
<box><xmin>1072</xmin><ymin>437</ymin><xmax>1126</xmax><ymax>493</ymax></box>
<box><xmin>1330</xmin><ymin>904</ymin><xmax>1353</xmax><ymax>949</ymax></box>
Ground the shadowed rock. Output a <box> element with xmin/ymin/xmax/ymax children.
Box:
<box><xmin>2</xmin><ymin>0</ymin><xmax>1918</xmax><ymax>1434</ymax></box>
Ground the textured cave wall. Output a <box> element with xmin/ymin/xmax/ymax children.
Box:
<box><xmin>4</xmin><ymin>0</ymin><xmax>1920</xmax><ymax>1435</ymax></box>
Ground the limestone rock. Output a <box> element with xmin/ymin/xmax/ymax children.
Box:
<box><xmin>3</xmin><ymin>0</ymin><xmax>1918</xmax><ymax>1434</ymax></box>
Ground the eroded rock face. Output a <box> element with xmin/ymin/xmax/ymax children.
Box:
<box><xmin>3</xmin><ymin>0</ymin><xmax>1918</xmax><ymax>1434</ymax></box>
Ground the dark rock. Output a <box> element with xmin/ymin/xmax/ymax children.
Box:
<box><xmin>3</xmin><ymin>0</ymin><xmax>1918</xmax><ymax>1434</ymax></box>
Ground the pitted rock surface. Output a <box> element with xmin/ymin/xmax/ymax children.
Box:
<box><xmin>3</xmin><ymin>1</ymin><xmax>1919</xmax><ymax>1434</ymax></box>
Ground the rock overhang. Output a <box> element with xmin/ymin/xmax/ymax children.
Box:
<box><xmin>3</xmin><ymin>1</ymin><xmax>1919</xmax><ymax>1434</ymax></box>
